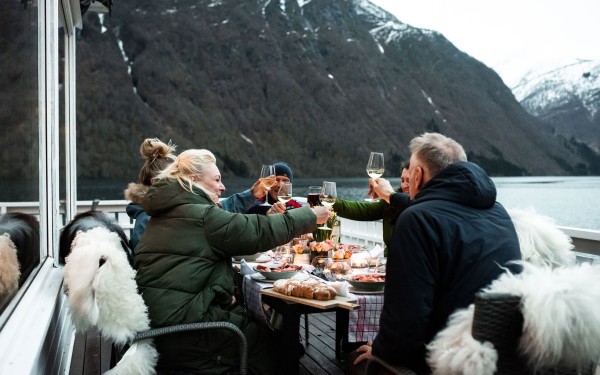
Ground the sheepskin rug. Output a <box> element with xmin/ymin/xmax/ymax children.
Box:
<box><xmin>427</xmin><ymin>262</ymin><xmax>600</xmax><ymax>374</ymax></box>
<box><xmin>507</xmin><ymin>207</ymin><xmax>575</xmax><ymax>268</ymax></box>
<box><xmin>63</xmin><ymin>226</ymin><xmax>158</xmax><ymax>374</ymax></box>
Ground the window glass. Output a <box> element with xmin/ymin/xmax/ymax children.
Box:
<box><xmin>0</xmin><ymin>0</ymin><xmax>41</xmax><ymax>315</ymax></box>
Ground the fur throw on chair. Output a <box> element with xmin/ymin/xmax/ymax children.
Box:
<box><xmin>427</xmin><ymin>262</ymin><xmax>600</xmax><ymax>374</ymax></box>
<box><xmin>507</xmin><ymin>207</ymin><xmax>575</xmax><ymax>268</ymax></box>
<box><xmin>63</xmin><ymin>226</ymin><xmax>158</xmax><ymax>375</ymax></box>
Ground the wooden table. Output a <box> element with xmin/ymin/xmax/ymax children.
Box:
<box><xmin>260</xmin><ymin>289</ymin><xmax>359</xmax><ymax>375</ymax></box>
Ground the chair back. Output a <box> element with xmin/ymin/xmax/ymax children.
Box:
<box><xmin>473</xmin><ymin>292</ymin><xmax>597</xmax><ymax>375</ymax></box>
<box><xmin>62</xmin><ymin>220</ymin><xmax>248</xmax><ymax>375</ymax></box>
<box><xmin>63</xmin><ymin>226</ymin><xmax>159</xmax><ymax>374</ymax></box>
<box><xmin>472</xmin><ymin>293</ymin><xmax>527</xmax><ymax>374</ymax></box>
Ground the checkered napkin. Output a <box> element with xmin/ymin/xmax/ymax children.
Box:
<box><xmin>348</xmin><ymin>293</ymin><xmax>384</xmax><ymax>342</ymax></box>
<box><xmin>242</xmin><ymin>275</ymin><xmax>273</xmax><ymax>328</ymax></box>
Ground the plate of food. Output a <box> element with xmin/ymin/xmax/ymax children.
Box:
<box><xmin>253</xmin><ymin>263</ymin><xmax>304</xmax><ymax>280</ymax></box>
<box><xmin>346</xmin><ymin>273</ymin><xmax>385</xmax><ymax>292</ymax></box>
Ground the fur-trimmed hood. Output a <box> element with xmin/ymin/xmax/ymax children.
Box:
<box><xmin>124</xmin><ymin>183</ymin><xmax>149</xmax><ymax>205</ymax></box>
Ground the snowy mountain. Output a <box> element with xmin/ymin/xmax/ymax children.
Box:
<box><xmin>3</xmin><ymin>0</ymin><xmax>596</xmax><ymax>180</ymax></box>
<box><xmin>512</xmin><ymin>59</ymin><xmax>600</xmax><ymax>152</ymax></box>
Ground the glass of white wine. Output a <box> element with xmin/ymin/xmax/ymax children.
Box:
<box><xmin>277</xmin><ymin>182</ymin><xmax>292</xmax><ymax>204</ymax></box>
<box><xmin>319</xmin><ymin>181</ymin><xmax>337</xmax><ymax>229</ymax></box>
<box><xmin>366</xmin><ymin>152</ymin><xmax>385</xmax><ymax>201</ymax></box>
<box><xmin>366</xmin><ymin>152</ymin><xmax>385</xmax><ymax>179</ymax></box>
<box><xmin>260</xmin><ymin>164</ymin><xmax>276</xmax><ymax>206</ymax></box>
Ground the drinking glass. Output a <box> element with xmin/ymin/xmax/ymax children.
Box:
<box><xmin>367</xmin><ymin>257</ymin><xmax>380</xmax><ymax>273</ymax></box>
<box><xmin>307</xmin><ymin>186</ymin><xmax>322</xmax><ymax>207</ymax></box>
<box><xmin>277</xmin><ymin>182</ymin><xmax>292</xmax><ymax>204</ymax></box>
<box><xmin>366</xmin><ymin>152</ymin><xmax>385</xmax><ymax>201</ymax></box>
<box><xmin>319</xmin><ymin>181</ymin><xmax>337</xmax><ymax>229</ymax></box>
<box><xmin>366</xmin><ymin>152</ymin><xmax>385</xmax><ymax>179</ymax></box>
<box><xmin>260</xmin><ymin>164</ymin><xmax>276</xmax><ymax>206</ymax></box>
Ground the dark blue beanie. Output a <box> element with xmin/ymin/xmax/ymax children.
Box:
<box><xmin>273</xmin><ymin>162</ymin><xmax>293</xmax><ymax>181</ymax></box>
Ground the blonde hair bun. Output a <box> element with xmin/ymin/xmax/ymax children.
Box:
<box><xmin>140</xmin><ymin>138</ymin><xmax>177</xmax><ymax>162</ymax></box>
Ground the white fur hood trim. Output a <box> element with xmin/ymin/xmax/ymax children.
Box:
<box><xmin>428</xmin><ymin>262</ymin><xmax>600</xmax><ymax>374</ymax></box>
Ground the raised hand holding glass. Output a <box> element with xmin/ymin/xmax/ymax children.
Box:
<box><xmin>260</xmin><ymin>164</ymin><xmax>276</xmax><ymax>206</ymax></box>
<box><xmin>319</xmin><ymin>181</ymin><xmax>337</xmax><ymax>229</ymax></box>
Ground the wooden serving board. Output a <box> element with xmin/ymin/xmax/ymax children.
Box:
<box><xmin>261</xmin><ymin>288</ymin><xmax>360</xmax><ymax>310</ymax></box>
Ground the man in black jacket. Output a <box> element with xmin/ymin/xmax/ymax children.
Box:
<box><xmin>353</xmin><ymin>132</ymin><xmax>521</xmax><ymax>374</ymax></box>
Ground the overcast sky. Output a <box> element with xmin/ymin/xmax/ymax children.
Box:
<box><xmin>369</xmin><ymin>0</ymin><xmax>600</xmax><ymax>87</ymax></box>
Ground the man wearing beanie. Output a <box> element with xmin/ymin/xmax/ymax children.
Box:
<box><xmin>246</xmin><ymin>162</ymin><xmax>302</xmax><ymax>214</ymax></box>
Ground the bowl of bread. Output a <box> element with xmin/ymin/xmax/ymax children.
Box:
<box><xmin>346</xmin><ymin>273</ymin><xmax>385</xmax><ymax>292</ymax></box>
<box><xmin>254</xmin><ymin>263</ymin><xmax>303</xmax><ymax>280</ymax></box>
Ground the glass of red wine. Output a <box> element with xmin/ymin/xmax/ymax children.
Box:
<box><xmin>307</xmin><ymin>186</ymin><xmax>322</xmax><ymax>207</ymax></box>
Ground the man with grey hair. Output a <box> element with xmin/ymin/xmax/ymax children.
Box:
<box><xmin>353</xmin><ymin>132</ymin><xmax>521</xmax><ymax>373</ymax></box>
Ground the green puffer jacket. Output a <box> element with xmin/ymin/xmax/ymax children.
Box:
<box><xmin>333</xmin><ymin>193</ymin><xmax>410</xmax><ymax>250</ymax></box>
<box><xmin>134</xmin><ymin>178</ymin><xmax>316</xmax><ymax>371</ymax></box>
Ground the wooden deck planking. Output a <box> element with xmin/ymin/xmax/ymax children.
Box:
<box><xmin>300</xmin><ymin>311</ymin><xmax>347</xmax><ymax>375</ymax></box>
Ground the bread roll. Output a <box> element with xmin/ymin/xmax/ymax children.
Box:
<box><xmin>273</xmin><ymin>279</ymin><xmax>337</xmax><ymax>301</ymax></box>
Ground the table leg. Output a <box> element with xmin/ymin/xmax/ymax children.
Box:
<box><xmin>335</xmin><ymin>309</ymin><xmax>350</xmax><ymax>361</ymax></box>
<box><xmin>281</xmin><ymin>304</ymin><xmax>301</xmax><ymax>375</ymax></box>
<box><xmin>262</xmin><ymin>295</ymin><xmax>302</xmax><ymax>375</ymax></box>
<box><xmin>304</xmin><ymin>314</ymin><xmax>309</xmax><ymax>345</ymax></box>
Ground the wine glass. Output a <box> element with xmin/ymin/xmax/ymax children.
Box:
<box><xmin>260</xmin><ymin>164</ymin><xmax>276</xmax><ymax>206</ymax></box>
<box><xmin>319</xmin><ymin>181</ymin><xmax>337</xmax><ymax>229</ymax></box>
<box><xmin>307</xmin><ymin>186</ymin><xmax>322</xmax><ymax>207</ymax></box>
<box><xmin>277</xmin><ymin>182</ymin><xmax>292</xmax><ymax>204</ymax></box>
<box><xmin>366</xmin><ymin>152</ymin><xmax>385</xmax><ymax>179</ymax></box>
<box><xmin>366</xmin><ymin>152</ymin><xmax>385</xmax><ymax>201</ymax></box>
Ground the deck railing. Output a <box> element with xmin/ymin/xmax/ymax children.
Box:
<box><xmin>2</xmin><ymin>200</ymin><xmax>599</xmax><ymax>261</ymax></box>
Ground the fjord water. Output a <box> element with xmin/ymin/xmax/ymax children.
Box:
<box><xmin>222</xmin><ymin>176</ymin><xmax>600</xmax><ymax>231</ymax></box>
<box><xmin>63</xmin><ymin>176</ymin><xmax>600</xmax><ymax>231</ymax></box>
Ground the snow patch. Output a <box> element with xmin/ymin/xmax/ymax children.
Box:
<box><xmin>297</xmin><ymin>0</ymin><xmax>312</xmax><ymax>7</ymax></box>
<box><xmin>98</xmin><ymin>14</ymin><xmax>107</xmax><ymax>34</ymax></box>
<box><xmin>240</xmin><ymin>133</ymin><xmax>254</xmax><ymax>145</ymax></box>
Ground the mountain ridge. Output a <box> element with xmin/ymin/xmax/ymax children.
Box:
<box><xmin>1</xmin><ymin>0</ymin><xmax>597</xmax><ymax>183</ymax></box>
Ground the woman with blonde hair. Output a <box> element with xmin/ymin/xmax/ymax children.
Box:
<box><xmin>134</xmin><ymin>149</ymin><xmax>329</xmax><ymax>375</ymax></box>
<box><xmin>125</xmin><ymin>138</ymin><xmax>281</xmax><ymax>250</ymax></box>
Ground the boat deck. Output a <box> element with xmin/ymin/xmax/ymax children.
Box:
<box><xmin>300</xmin><ymin>311</ymin><xmax>354</xmax><ymax>375</ymax></box>
<box><xmin>69</xmin><ymin>311</ymin><xmax>358</xmax><ymax>374</ymax></box>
